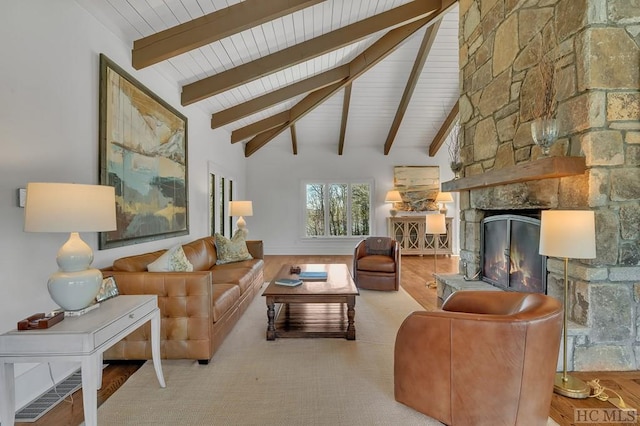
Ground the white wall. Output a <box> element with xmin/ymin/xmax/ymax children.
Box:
<box><xmin>0</xmin><ymin>0</ymin><xmax>459</xmax><ymax>411</ymax></box>
<box><xmin>0</xmin><ymin>0</ymin><xmax>246</xmax><ymax>410</ymax></box>
<box><xmin>245</xmin><ymin>134</ymin><xmax>459</xmax><ymax>255</ymax></box>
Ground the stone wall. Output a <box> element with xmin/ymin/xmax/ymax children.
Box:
<box><xmin>458</xmin><ymin>0</ymin><xmax>640</xmax><ymax>370</ymax></box>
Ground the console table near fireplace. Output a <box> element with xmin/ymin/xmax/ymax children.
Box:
<box><xmin>388</xmin><ymin>216</ymin><xmax>453</xmax><ymax>256</ymax></box>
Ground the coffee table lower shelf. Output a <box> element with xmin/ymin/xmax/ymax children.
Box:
<box><xmin>270</xmin><ymin>302</ymin><xmax>353</xmax><ymax>339</ymax></box>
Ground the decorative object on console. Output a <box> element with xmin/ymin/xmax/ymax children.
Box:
<box><xmin>99</xmin><ymin>54</ymin><xmax>188</xmax><ymax>249</ymax></box>
<box><xmin>425</xmin><ymin>213</ymin><xmax>446</xmax><ymax>287</ymax></box>
<box><xmin>434</xmin><ymin>191</ymin><xmax>453</xmax><ymax>215</ymax></box>
<box><xmin>539</xmin><ymin>210</ymin><xmax>596</xmax><ymax>399</ymax></box>
<box><xmin>96</xmin><ymin>276</ymin><xmax>120</xmax><ymax>303</ymax></box>
<box><xmin>384</xmin><ymin>190</ymin><xmax>403</xmax><ymax>217</ymax></box>
<box><xmin>17</xmin><ymin>311</ymin><xmax>64</xmax><ymax>330</ymax></box>
<box><xmin>214</xmin><ymin>230</ymin><xmax>253</xmax><ymax>265</ymax></box>
<box><xmin>24</xmin><ymin>183</ymin><xmax>117</xmax><ymax>311</ymax></box>
<box><xmin>229</xmin><ymin>200</ymin><xmax>253</xmax><ymax>237</ymax></box>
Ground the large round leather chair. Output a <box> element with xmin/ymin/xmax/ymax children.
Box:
<box><xmin>394</xmin><ymin>290</ymin><xmax>563</xmax><ymax>426</ymax></box>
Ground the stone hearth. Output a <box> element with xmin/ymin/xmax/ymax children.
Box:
<box><xmin>454</xmin><ymin>0</ymin><xmax>640</xmax><ymax>371</ymax></box>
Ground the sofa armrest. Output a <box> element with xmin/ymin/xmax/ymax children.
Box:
<box><xmin>103</xmin><ymin>271</ymin><xmax>214</xmax><ymax>360</ymax></box>
<box><xmin>246</xmin><ymin>240</ymin><xmax>263</xmax><ymax>259</ymax></box>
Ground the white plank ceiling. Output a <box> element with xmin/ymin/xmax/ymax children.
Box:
<box><xmin>75</xmin><ymin>0</ymin><xmax>459</xmax><ymax>157</ymax></box>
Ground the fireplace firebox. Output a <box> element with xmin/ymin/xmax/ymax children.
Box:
<box><xmin>480</xmin><ymin>214</ymin><xmax>546</xmax><ymax>294</ymax></box>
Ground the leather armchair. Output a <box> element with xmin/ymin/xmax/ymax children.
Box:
<box><xmin>394</xmin><ymin>290</ymin><xmax>562</xmax><ymax>426</ymax></box>
<box><xmin>353</xmin><ymin>237</ymin><xmax>400</xmax><ymax>291</ymax></box>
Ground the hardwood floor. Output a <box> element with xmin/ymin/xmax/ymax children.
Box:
<box><xmin>17</xmin><ymin>254</ymin><xmax>638</xmax><ymax>426</ymax></box>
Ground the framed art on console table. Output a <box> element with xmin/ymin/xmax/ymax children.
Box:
<box><xmin>98</xmin><ymin>54</ymin><xmax>188</xmax><ymax>249</ymax></box>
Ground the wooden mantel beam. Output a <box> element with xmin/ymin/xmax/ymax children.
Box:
<box><xmin>440</xmin><ymin>156</ymin><xmax>587</xmax><ymax>192</ymax></box>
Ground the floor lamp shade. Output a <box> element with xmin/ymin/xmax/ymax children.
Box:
<box><xmin>24</xmin><ymin>183</ymin><xmax>117</xmax><ymax>311</ymax></box>
<box><xmin>539</xmin><ymin>210</ymin><xmax>596</xmax><ymax>259</ymax></box>
<box><xmin>229</xmin><ymin>201</ymin><xmax>253</xmax><ymax>234</ymax></box>
<box><xmin>539</xmin><ymin>210</ymin><xmax>596</xmax><ymax>399</ymax></box>
<box><xmin>425</xmin><ymin>213</ymin><xmax>446</xmax><ymax>235</ymax></box>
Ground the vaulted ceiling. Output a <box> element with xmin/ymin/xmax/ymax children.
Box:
<box><xmin>77</xmin><ymin>0</ymin><xmax>460</xmax><ymax>157</ymax></box>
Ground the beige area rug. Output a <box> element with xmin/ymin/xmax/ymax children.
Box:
<box><xmin>98</xmin><ymin>284</ymin><xmax>560</xmax><ymax>426</ymax></box>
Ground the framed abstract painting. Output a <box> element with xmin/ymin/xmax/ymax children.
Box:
<box><xmin>393</xmin><ymin>166</ymin><xmax>440</xmax><ymax>212</ymax></box>
<box><xmin>99</xmin><ymin>54</ymin><xmax>188</xmax><ymax>249</ymax></box>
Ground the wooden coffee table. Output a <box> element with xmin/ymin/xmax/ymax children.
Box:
<box><xmin>262</xmin><ymin>264</ymin><xmax>359</xmax><ymax>340</ymax></box>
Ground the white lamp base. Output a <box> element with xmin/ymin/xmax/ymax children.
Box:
<box><xmin>48</xmin><ymin>269</ymin><xmax>102</xmax><ymax>311</ymax></box>
<box><xmin>236</xmin><ymin>216</ymin><xmax>249</xmax><ymax>237</ymax></box>
<box><xmin>49</xmin><ymin>232</ymin><xmax>102</xmax><ymax>311</ymax></box>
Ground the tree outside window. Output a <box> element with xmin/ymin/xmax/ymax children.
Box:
<box><xmin>305</xmin><ymin>182</ymin><xmax>370</xmax><ymax>238</ymax></box>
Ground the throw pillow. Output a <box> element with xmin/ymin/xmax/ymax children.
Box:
<box><xmin>215</xmin><ymin>230</ymin><xmax>253</xmax><ymax>265</ymax></box>
<box><xmin>147</xmin><ymin>245</ymin><xmax>194</xmax><ymax>272</ymax></box>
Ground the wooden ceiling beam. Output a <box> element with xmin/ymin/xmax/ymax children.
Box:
<box><xmin>132</xmin><ymin>0</ymin><xmax>325</xmax><ymax>70</ymax></box>
<box><xmin>211</xmin><ymin>65</ymin><xmax>349</xmax><ymax>129</ymax></box>
<box><xmin>384</xmin><ymin>20</ymin><xmax>442</xmax><ymax>155</ymax></box>
<box><xmin>291</xmin><ymin>124</ymin><xmax>298</xmax><ymax>155</ymax></box>
<box><xmin>428</xmin><ymin>101</ymin><xmax>459</xmax><ymax>157</ymax></box>
<box><xmin>243</xmin><ymin>0</ymin><xmax>458</xmax><ymax>157</ymax></box>
<box><xmin>231</xmin><ymin>80</ymin><xmax>343</xmax><ymax>140</ymax></box>
<box><xmin>231</xmin><ymin>111</ymin><xmax>290</xmax><ymax>143</ymax></box>
<box><xmin>181</xmin><ymin>0</ymin><xmax>442</xmax><ymax>105</ymax></box>
<box><xmin>338</xmin><ymin>84</ymin><xmax>352</xmax><ymax>156</ymax></box>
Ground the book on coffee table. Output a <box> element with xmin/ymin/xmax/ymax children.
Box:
<box><xmin>298</xmin><ymin>271</ymin><xmax>328</xmax><ymax>280</ymax></box>
<box><xmin>275</xmin><ymin>278</ymin><xmax>303</xmax><ymax>287</ymax></box>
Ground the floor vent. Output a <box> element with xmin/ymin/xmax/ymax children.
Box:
<box><xmin>15</xmin><ymin>369</ymin><xmax>82</xmax><ymax>422</ymax></box>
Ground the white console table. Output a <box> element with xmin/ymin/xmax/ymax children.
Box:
<box><xmin>0</xmin><ymin>295</ymin><xmax>166</xmax><ymax>426</ymax></box>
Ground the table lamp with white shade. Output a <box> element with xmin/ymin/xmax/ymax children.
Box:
<box><xmin>229</xmin><ymin>201</ymin><xmax>253</xmax><ymax>236</ymax></box>
<box><xmin>539</xmin><ymin>210</ymin><xmax>596</xmax><ymax>399</ymax></box>
<box><xmin>435</xmin><ymin>192</ymin><xmax>454</xmax><ymax>215</ymax></box>
<box><xmin>385</xmin><ymin>190</ymin><xmax>402</xmax><ymax>217</ymax></box>
<box><xmin>24</xmin><ymin>183</ymin><xmax>117</xmax><ymax>311</ymax></box>
<box><xmin>425</xmin><ymin>213</ymin><xmax>446</xmax><ymax>287</ymax></box>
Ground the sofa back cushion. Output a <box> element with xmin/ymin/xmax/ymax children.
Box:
<box><xmin>113</xmin><ymin>250</ymin><xmax>166</xmax><ymax>272</ymax></box>
<box><xmin>182</xmin><ymin>236</ymin><xmax>217</xmax><ymax>271</ymax></box>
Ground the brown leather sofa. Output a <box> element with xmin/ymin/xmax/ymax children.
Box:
<box><xmin>394</xmin><ymin>290</ymin><xmax>562</xmax><ymax>426</ymax></box>
<box><xmin>353</xmin><ymin>237</ymin><xmax>400</xmax><ymax>291</ymax></box>
<box><xmin>102</xmin><ymin>236</ymin><xmax>264</xmax><ymax>364</ymax></box>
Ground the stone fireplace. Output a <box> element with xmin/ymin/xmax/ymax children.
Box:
<box><xmin>443</xmin><ymin>0</ymin><xmax>640</xmax><ymax>371</ymax></box>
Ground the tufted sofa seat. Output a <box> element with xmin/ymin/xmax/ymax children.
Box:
<box><xmin>102</xmin><ymin>236</ymin><xmax>264</xmax><ymax>364</ymax></box>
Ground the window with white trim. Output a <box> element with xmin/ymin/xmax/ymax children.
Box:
<box><xmin>304</xmin><ymin>181</ymin><xmax>371</xmax><ymax>238</ymax></box>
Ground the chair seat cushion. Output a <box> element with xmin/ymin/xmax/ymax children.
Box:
<box><xmin>357</xmin><ymin>255</ymin><xmax>396</xmax><ymax>273</ymax></box>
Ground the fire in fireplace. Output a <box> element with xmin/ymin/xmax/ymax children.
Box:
<box><xmin>481</xmin><ymin>214</ymin><xmax>546</xmax><ymax>294</ymax></box>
